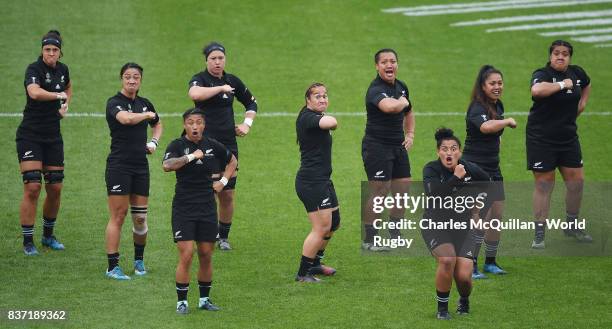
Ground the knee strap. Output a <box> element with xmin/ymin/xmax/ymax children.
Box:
<box><xmin>331</xmin><ymin>209</ymin><xmax>341</xmax><ymax>232</ymax></box>
<box><xmin>131</xmin><ymin>205</ymin><xmax>148</xmax><ymax>235</ymax></box>
<box><xmin>44</xmin><ymin>170</ymin><xmax>64</xmax><ymax>184</ymax></box>
<box><xmin>23</xmin><ymin>170</ymin><xmax>42</xmax><ymax>184</ymax></box>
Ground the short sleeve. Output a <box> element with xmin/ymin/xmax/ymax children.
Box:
<box><xmin>106</xmin><ymin>98</ymin><xmax>123</xmax><ymax>118</ymax></box>
<box><xmin>366</xmin><ymin>84</ymin><xmax>389</xmax><ymax>110</ymax></box>
<box><xmin>573</xmin><ymin>65</ymin><xmax>590</xmax><ymax>87</ymax></box>
<box><xmin>399</xmin><ymin>81</ymin><xmax>412</xmax><ymax>113</ymax></box>
<box><xmin>531</xmin><ymin>69</ymin><xmax>550</xmax><ymax>87</ymax></box>
<box><xmin>210</xmin><ymin>138</ymin><xmax>232</xmax><ymax>166</ymax></box>
<box><xmin>300</xmin><ymin>110</ymin><xmax>323</xmax><ymax>130</ymax></box>
<box><xmin>229</xmin><ymin>75</ymin><xmax>258</xmax><ymax>112</ymax></box>
<box><xmin>145</xmin><ymin>99</ymin><xmax>160</xmax><ymax>126</ymax></box>
<box><xmin>163</xmin><ymin>139</ymin><xmax>183</xmax><ymax>162</ymax></box>
<box><xmin>188</xmin><ymin>74</ymin><xmax>205</xmax><ymax>90</ymax></box>
<box><xmin>467</xmin><ymin>102</ymin><xmax>488</xmax><ymax>129</ymax></box>
<box><xmin>24</xmin><ymin>65</ymin><xmax>41</xmax><ymax>87</ymax></box>
<box><xmin>63</xmin><ymin>64</ymin><xmax>71</xmax><ymax>85</ymax></box>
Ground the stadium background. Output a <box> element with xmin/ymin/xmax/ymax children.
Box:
<box><xmin>1</xmin><ymin>0</ymin><xmax>611</xmax><ymax>327</ymax></box>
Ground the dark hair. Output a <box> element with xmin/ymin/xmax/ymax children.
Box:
<box><xmin>374</xmin><ymin>48</ymin><xmax>398</xmax><ymax>63</ymax></box>
<box><xmin>549</xmin><ymin>40</ymin><xmax>573</xmax><ymax>56</ymax></box>
<box><xmin>120</xmin><ymin>62</ymin><xmax>143</xmax><ymax>78</ymax></box>
<box><xmin>297</xmin><ymin>82</ymin><xmax>327</xmax><ymax>144</ymax></box>
<box><xmin>181</xmin><ymin>108</ymin><xmax>206</xmax><ymax>136</ymax></box>
<box><xmin>304</xmin><ymin>82</ymin><xmax>326</xmax><ymax>105</ymax></box>
<box><xmin>547</xmin><ymin>40</ymin><xmax>573</xmax><ymax>67</ymax></box>
<box><xmin>435</xmin><ymin>127</ymin><xmax>461</xmax><ymax>149</ymax></box>
<box><xmin>203</xmin><ymin>42</ymin><xmax>226</xmax><ymax>59</ymax></box>
<box><xmin>469</xmin><ymin>65</ymin><xmax>503</xmax><ymax>120</ymax></box>
<box><xmin>41</xmin><ymin>30</ymin><xmax>63</xmax><ymax>57</ymax></box>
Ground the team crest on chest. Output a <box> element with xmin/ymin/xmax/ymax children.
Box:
<box><xmin>45</xmin><ymin>72</ymin><xmax>51</xmax><ymax>84</ymax></box>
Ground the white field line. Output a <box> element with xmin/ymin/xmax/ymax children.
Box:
<box><xmin>486</xmin><ymin>18</ymin><xmax>612</xmax><ymax>32</ymax></box>
<box><xmin>452</xmin><ymin>9</ymin><xmax>612</xmax><ymax>27</ymax></box>
<box><xmin>384</xmin><ymin>0</ymin><xmax>612</xmax><ymax>16</ymax></box>
<box><xmin>539</xmin><ymin>27</ymin><xmax>612</xmax><ymax>36</ymax></box>
<box><xmin>573</xmin><ymin>34</ymin><xmax>612</xmax><ymax>42</ymax></box>
<box><xmin>594</xmin><ymin>42</ymin><xmax>612</xmax><ymax>47</ymax></box>
<box><xmin>382</xmin><ymin>0</ymin><xmax>547</xmax><ymax>13</ymax></box>
<box><xmin>2</xmin><ymin>112</ymin><xmax>612</xmax><ymax>118</ymax></box>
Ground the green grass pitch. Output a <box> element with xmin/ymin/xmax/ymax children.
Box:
<box><xmin>1</xmin><ymin>0</ymin><xmax>611</xmax><ymax>328</ymax></box>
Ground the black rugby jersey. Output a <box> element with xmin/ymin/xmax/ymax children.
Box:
<box><xmin>164</xmin><ymin>136</ymin><xmax>232</xmax><ymax>216</ymax></box>
<box><xmin>296</xmin><ymin>107</ymin><xmax>332</xmax><ymax>181</ymax></box>
<box><xmin>527</xmin><ymin>65</ymin><xmax>590</xmax><ymax>146</ymax></box>
<box><xmin>364</xmin><ymin>75</ymin><xmax>411</xmax><ymax>145</ymax></box>
<box><xmin>188</xmin><ymin>70</ymin><xmax>257</xmax><ymax>146</ymax></box>
<box><xmin>106</xmin><ymin>92</ymin><xmax>159</xmax><ymax>168</ymax></box>
<box><xmin>17</xmin><ymin>56</ymin><xmax>70</xmax><ymax>142</ymax></box>
<box><xmin>463</xmin><ymin>101</ymin><xmax>504</xmax><ymax>164</ymax></box>
<box><xmin>422</xmin><ymin>159</ymin><xmax>490</xmax><ymax>222</ymax></box>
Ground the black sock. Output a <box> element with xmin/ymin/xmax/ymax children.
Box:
<box><xmin>198</xmin><ymin>281</ymin><xmax>211</xmax><ymax>299</ymax></box>
<box><xmin>484</xmin><ymin>240</ymin><xmax>499</xmax><ymax>264</ymax></box>
<box><xmin>22</xmin><ymin>225</ymin><xmax>34</xmax><ymax>246</ymax></box>
<box><xmin>459</xmin><ymin>296</ymin><xmax>470</xmax><ymax>307</ymax></box>
<box><xmin>297</xmin><ymin>255</ymin><xmax>315</xmax><ymax>277</ymax></box>
<box><xmin>134</xmin><ymin>243</ymin><xmax>145</xmax><ymax>261</ymax></box>
<box><xmin>436</xmin><ymin>290</ymin><xmax>450</xmax><ymax>312</ymax></box>
<box><xmin>388</xmin><ymin>217</ymin><xmax>402</xmax><ymax>238</ymax></box>
<box><xmin>313</xmin><ymin>249</ymin><xmax>325</xmax><ymax>267</ymax></box>
<box><xmin>471</xmin><ymin>229</ymin><xmax>485</xmax><ymax>259</ymax></box>
<box><xmin>535</xmin><ymin>221</ymin><xmax>545</xmax><ymax>240</ymax></box>
<box><xmin>364</xmin><ymin>224</ymin><xmax>377</xmax><ymax>243</ymax></box>
<box><xmin>176</xmin><ymin>282</ymin><xmax>189</xmax><ymax>302</ymax></box>
<box><xmin>107</xmin><ymin>253</ymin><xmax>120</xmax><ymax>271</ymax></box>
<box><xmin>43</xmin><ymin>217</ymin><xmax>56</xmax><ymax>238</ymax></box>
<box><xmin>218</xmin><ymin>222</ymin><xmax>232</xmax><ymax>239</ymax></box>
<box><xmin>566</xmin><ymin>212</ymin><xmax>578</xmax><ymax>222</ymax></box>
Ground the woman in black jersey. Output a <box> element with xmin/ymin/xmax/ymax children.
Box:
<box><xmin>294</xmin><ymin>83</ymin><xmax>340</xmax><ymax>283</ymax></box>
<box><xmin>462</xmin><ymin>65</ymin><xmax>516</xmax><ymax>279</ymax></box>
<box><xmin>188</xmin><ymin>42</ymin><xmax>258</xmax><ymax>251</ymax></box>
<box><xmin>16</xmin><ymin>30</ymin><xmax>72</xmax><ymax>256</ymax></box>
<box><xmin>163</xmin><ymin>108</ymin><xmax>237</xmax><ymax>314</ymax></box>
<box><xmin>104</xmin><ymin>63</ymin><xmax>163</xmax><ymax>280</ymax></box>
<box><xmin>527</xmin><ymin>40</ymin><xmax>592</xmax><ymax>248</ymax></box>
<box><xmin>422</xmin><ymin>128</ymin><xmax>490</xmax><ymax>320</ymax></box>
<box><xmin>361</xmin><ymin>48</ymin><xmax>415</xmax><ymax>251</ymax></box>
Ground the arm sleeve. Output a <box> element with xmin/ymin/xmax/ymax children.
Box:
<box><xmin>64</xmin><ymin>64</ymin><xmax>71</xmax><ymax>85</ymax></box>
<box><xmin>574</xmin><ymin>66</ymin><xmax>591</xmax><ymax>87</ymax></box>
<box><xmin>467</xmin><ymin>102</ymin><xmax>488</xmax><ymax>129</ymax></box>
<box><xmin>145</xmin><ymin>99</ymin><xmax>160</xmax><ymax>126</ymax></box>
<box><xmin>230</xmin><ymin>75</ymin><xmax>258</xmax><ymax>113</ymax></box>
<box><xmin>24</xmin><ymin>65</ymin><xmax>41</xmax><ymax>87</ymax></box>
<box><xmin>163</xmin><ymin>140</ymin><xmax>182</xmax><ymax>162</ymax></box>
<box><xmin>211</xmin><ymin>139</ymin><xmax>232</xmax><ymax>167</ymax></box>
<box><xmin>301</xmin><ymin>110</ymin><xmax>323</xmax><ymax>129</ymax></box>
<box><xmin>423</xmin><ymin>164</ymin><xmax>461</xmax><ymax>197</ymax></box>
<box><xmin>468</xmin><ymin>162</ymin><xmax>491</xmax><ymax>182</ymax></box>
<box><xmin>400</xmin><ymin>81</ymin><xmax>412</xmax><ymax>113</ymax></box>
<box><xmin>366</xmin><ymin>85</ymin><xmax>388</xmax><ymax>111</ymax></box>
<box><xmin>106</xmin><ymin>98</ymin><xmax>123</xmax><ymax>118</ymax></box>
<box><xmin>188</xmin><ymin>74</ymin><xmax>205</xmax><ymax>90</ymax></box>
<box><xmin>531</xmin><ymin>69</ymin><xmax>550</xmax><ymax>87</ymax></box>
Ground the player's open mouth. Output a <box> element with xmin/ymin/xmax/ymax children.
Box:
<box><xmin>446</xmin><ymin>156</ymin><xmax>452</xmax><ymax>163</ymax></box>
